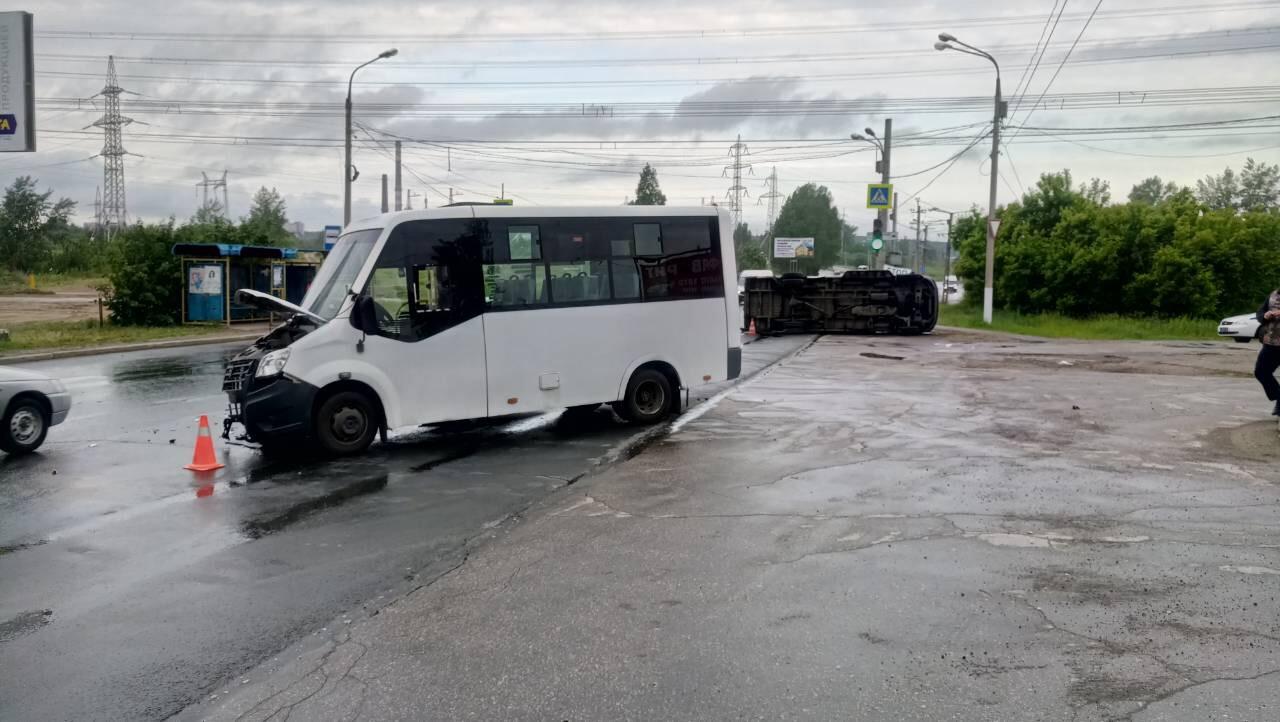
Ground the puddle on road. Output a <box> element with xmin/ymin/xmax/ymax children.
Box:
<box><xmin>978</xmin><ymin>532</ymin><xmax>1053</xmax><ymax>548</ymax></box>
<box><xmin>1203</xmin><ymin>421</ymin><xmax>1280</xmax><ymax>465</ymax></box>
<box><xmin>0</xmin><ymin>609</ymin><xmax>52</xmax><ymax>643</ymax></box>
<box><xmin>240</xmin><ymin>474</ymin><xmax>389</xmax><ymax>539</ymax></box>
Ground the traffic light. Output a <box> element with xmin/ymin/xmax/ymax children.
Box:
<box><xmin>871</xmin><ymin>217</ymin><xmax>884</xmax><ymax>252</ymax></box>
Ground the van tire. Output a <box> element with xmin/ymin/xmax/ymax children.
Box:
<box><xmin>615</xmin><ymin>368</ymin><xmax>673</xmax><ymax>425</ymax></box>
<box><xmin>314</xmin><ymin>390</ymin><xmax>379</xmax><ymax>456</ymax></box>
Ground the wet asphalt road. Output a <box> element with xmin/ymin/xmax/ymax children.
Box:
<box><xmin>0</xmin><ymin>334</ymin><xmax>810</xmax><ymax>722</ymax></box>
<box><xmin>182</xmin><ymin>332</ymin><xmax>1280</xmax><ymax>722</ymax></box>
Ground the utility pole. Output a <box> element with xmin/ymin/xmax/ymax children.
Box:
<box><xmin>406</xmin><ymin>189</ymin><xmax>419</xmax><ymax>210</ymax></box>
<box><xmin>840</xmin><ymin>211</ymin><xmax>847</xmax><ymax>267</ymax></box>
<box><xmin>723</xmin><ymin>135</ymin><xmax>752</xmax><ymax>229</ymax></box>
<box><xmin>922</xmin><ymin>225</ymin><xmax>929</xmax><ymax>274</ymax></box>
<box><xmin>875</xmin><ymin>119</ymin><xmax>892</xmax><ymax>270</ymax></box>
<box><xmin>944</xmin><ymin>213</ymin><xmax>954</xmax><ymax>301</ymax></box>
<box><xmin>914</xmin><ymin>198</ymin><xmax>922</xmax><ymax>274</ymax></box>
<box><xmin>92</xmin><ymin>56</ymin><xmax>135</xmax><ymax>239</ymax></box>
<box><xmin>449</xmin><ymin>187</ymin><xmax>455</xmax><ymax>205</ymax></box>
<box><xmin>394</xmin><ymin>141</ymin><xmax>402</xmax><ymax>211</ymax></box>
<box><xmin>891</xmin><ymin>191</ymin><xmax>899</xmax><ymax>259</ymax></box>
<box><xmin>381</xmin><ymin>174</ymin><xmax>389</xmax><ymax>213</ymax></box>
<box><xmin>91</xmin><ymin>187</ymin><xmax>102</xmax><ymax>240</ymax></box>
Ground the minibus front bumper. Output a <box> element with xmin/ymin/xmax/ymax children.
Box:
<box><xmin>225</xmin><ymin>372</ymin><xmax>316</xmax><ymax>442</ymax></box>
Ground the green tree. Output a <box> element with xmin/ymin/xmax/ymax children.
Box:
<box><xmin>192</xmin><ymin>201</ymin><xmax>228</xmax><ymax>226</ymax></box>
<box><xmin>1197</xmin><ymin>167</ymin><xmax>1239</xmax><ymax>210</ymax></box>
<box><xmin>240</xmin><ymin>186</ymin><xmax>290</xmax><ymax>245</ymax></box>
<box><xmin>0</xmin><ymin>176</ymin><xmax>77</xmax><ymax>272</ymax></box>
<box><xmin>771</xmin><ymin>183</ymin><xmax>841</xmax><ymax>274</ymax></box>
<box><xmin>732</xmin><ymin>222</ymin><xmax>768</xmax><ymax>269</ymax></box>
<box><xmin>631</xmin><ymin>164</ymin><xmax>667</xmax><ymax>205</ymax></box>
<box><xmin>102</xmin><ymin>222</ymin><xmax>183</xmax><ymax>326</ymax></box>
<box><xmin>1079</xmin><ymin>177</ymin><xmax>1111</xmax><ymax>206</ymax></box>
<box><xmin>1239</xmin><ymin>157</ymin><xmax>1280</xmax><ymax>212</ymax></box>
<box><xmin>1128</xmin><ymin>176</ymin><xmax>1180</xmax><ymax>205</ymax></box>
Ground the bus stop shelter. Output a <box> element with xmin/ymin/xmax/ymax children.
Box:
<box><xmin>172</xmin><ymin>243</ymin><xmax>326</xmax><ymax>324</ymax></box>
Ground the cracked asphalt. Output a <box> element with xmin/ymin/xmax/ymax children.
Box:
<box><xmin>0</xmin><ymin>335</ymin><xmax>810</xmax><ymax>722</ymax></box>
<box><xmin>181</xmin><ymin>332</ymin><xmax>1279</xmax><ymax>722</ymax></box>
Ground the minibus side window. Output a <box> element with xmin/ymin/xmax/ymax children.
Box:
<box><xmin>366</xmin><ymin>219</ymin><xmax>485</xmax><ymax>341</ymax></box>
<box><xmin>485</xmin><ymin>223</ymin><xmax>548</xmax><ymax>308</ymax></box>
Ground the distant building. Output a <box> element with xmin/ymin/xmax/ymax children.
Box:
<box><xmin>285</xmin><ymin>221</ymin><xmax>306</xmax><ymax>239</ymax></box>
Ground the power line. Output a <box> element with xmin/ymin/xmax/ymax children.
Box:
<box><xmin>35</xmin><ymin>86</ymin><xmax>1280</xmax><ymax>122</ymax></box>
<box><xmin>1009</xmin><ymin>0</ymin><xmax>1108</xmax><ymax>143</ymax></box>
<box><xmin>35</xmin><ymin>28</ymin><xmax>1280</xmax><ymax>70</ymax></box>
<box><xmin>36</xmin><ymin>40</ymin><xmax>1280</xmax><ymax>91</ymax></box>
<box><xmin>34</xmin><ymin>2</ymin><xmax>1278</xmax><ymax>44</ymax></box>
<box><xmin>1009</xmin><ymin>0</ymin><xmax>1069</xmax><ymax>121</ymax></box>
<box><xmin>898</xmin><ymin>130</ymin><xmax>994</xmax><ymax>209</ymax></box>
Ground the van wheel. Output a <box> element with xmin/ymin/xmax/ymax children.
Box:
<box><xmin>1</xmin><ymin>398</ymin><xmax>50</xmax><ymax>455</ymax></box>
<box><xmin>615</xmin><ymin>368</ymin><xmax>673</xmax><ymax>425</ymax></box>
<box><xmin>314</xmin><ymin>391</ymin><xmax>378</xmax><ymax>456</ymax></box>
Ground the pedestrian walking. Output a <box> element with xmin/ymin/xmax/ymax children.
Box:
<box><xmin>1254</xmin><ymin>289</ymin><xmax>1280</xmax><ymax>415</ymax></box>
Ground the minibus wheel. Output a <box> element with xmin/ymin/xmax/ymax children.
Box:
<box><xmin>616</xmin><ymin>368</ymin><xmax>673</xmax><ymax>425</ymax></box>
<box><xmin>315</xmin><ymin>390</ymin><xmax>379</xmax><ymax>455</ymax></box>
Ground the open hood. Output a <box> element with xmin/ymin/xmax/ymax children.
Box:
<box><xmin>235</xmin><ymin>289</ymin><xmax>327</xmax><ymax>324</ymax></box>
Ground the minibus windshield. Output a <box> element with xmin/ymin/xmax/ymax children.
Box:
<box><xmin>302</xmin><ymin>229</ymin><xmax>382</xmax><ymax>321</ymax></box>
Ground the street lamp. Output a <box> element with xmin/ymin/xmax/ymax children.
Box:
<box><xmin>344</xmin><ymin>48</ymin><xmax>398</xmax><ymax>226</ymax></box>
<box><xmin>935</xmin><ymin>33</ymin><xmax>1002</xmax><ymax>324</ymax></box>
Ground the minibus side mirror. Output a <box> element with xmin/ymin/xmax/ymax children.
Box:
<box><xmin>350</xmin><ymin>295</ymin><xmax>377</xmax><ymax>333</ymax></box>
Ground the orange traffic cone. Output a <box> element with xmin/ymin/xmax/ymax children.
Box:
<box><xmin>184</xmin><ymin>415</ymin><xmax>226</xmax><ymax>472</ymax></box>
<box><xmin>747</xmin><ymin>319</ymin><xmax>757</xmax><ymax>336</ymax></box>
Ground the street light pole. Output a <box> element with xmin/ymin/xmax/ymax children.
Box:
<box><xmin>344</xmin><ymin>48</ymin><xmax>398</xmax><ymax>227</ymax></box>
<box><xmin>851</xmin><ymin>119</ymin><xmax>891</xmax><ymax>270</ymax></box>
<box><xmin>935</xmin><ymin>34</ymin><xmax>1001</xmax><ymax>324</ymax></box>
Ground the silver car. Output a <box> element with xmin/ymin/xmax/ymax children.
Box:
<box><xmin>0</xmin><ymin>366</ymin><xmax>72</xmax><ymax>454</ymax></box>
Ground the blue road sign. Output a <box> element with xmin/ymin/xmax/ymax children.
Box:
<box><xmin>867</xmin><ymin>183</ymin><xmax>893</xmax><ymax>209</ymax></box>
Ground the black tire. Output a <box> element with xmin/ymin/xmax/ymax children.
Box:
<box><xmin>1</xmin><ymin>398</ymin><xmax>50</xmax><ymax>455</ymax></box>
<box><xmin>313</xmin><ymin>390</ymin><xmax>379</xmax><ymax>456</ymax></box>
<box><xmin>614</xmin><ymin>368</ymin><xmax>674</xmax><ymax>425</ymax></box>
<box><xmin>1234</xmin><ymin>337</ymin><xmax>1253</xmax><ymax>343</ymax></box>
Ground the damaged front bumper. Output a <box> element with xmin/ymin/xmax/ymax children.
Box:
<box><xmin>222</xmin><ymin>358</ymin><xmax>316</xmax><ymax>442</ymax></box>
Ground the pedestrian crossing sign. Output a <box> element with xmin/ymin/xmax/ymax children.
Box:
<box><xmin>867</xmin><ymin>183</ymin><xmax>893</xmax><ymax>209</ymax></box>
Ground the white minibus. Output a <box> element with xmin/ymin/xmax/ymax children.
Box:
<box><xmin>223</xmin><ymin>205</ymin><xmax>741</xmax><ymax>454</ymax></box>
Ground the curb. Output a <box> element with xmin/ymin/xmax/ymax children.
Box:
<box><xmin>0</xmin><ymin>333</ymin><xmax>262</xmax><ymax>365</ymax></box>
<box><xmin>934</xmin><ymin>324</ymin><xmax>1053</xmax><ymax>342</ymax></box>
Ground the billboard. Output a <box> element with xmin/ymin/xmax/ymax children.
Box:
<box><xmin>774</xmin><ymin>237</ymin><xmax>815</xmax><ymax>259</ymax></box>
<box><xmin>0</xmin><ymin>12</ymin><xmax>34</xmax><ymax>153</ymax></box>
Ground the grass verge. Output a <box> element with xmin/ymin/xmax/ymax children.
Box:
<box><xmin>0</xmin><ymin>271</ymin><xmax>106</xmax><ymax>294</ymax></box>
<box><xmin>0</xmin><ymin>320</ymin><xmax>233</xmax><ymax>354</ymax></box>
<box><xmin>939</xmin><ymin>305</ymin><xmax>1221</xmax><ymax>341</ymax></box>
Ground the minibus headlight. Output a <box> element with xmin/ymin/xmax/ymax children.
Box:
<box><xmin>256</xmin><ymin>349</ymin><xmax>291</xmax><ymax>378</ymax></box>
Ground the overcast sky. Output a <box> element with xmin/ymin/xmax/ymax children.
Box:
<box><xmin>9</xmin><ymin>0</ymin><xmax>1280</xmax><ymax>237</ymax></box>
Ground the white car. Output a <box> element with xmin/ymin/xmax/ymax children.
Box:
<box><xmin>0</xmin><ymin>366</ymin><xmax>72</xmax><ymax>454</ymax></box>
<box><xmin>1218</xmin><ymin>313</ymin><xmax>1262</xmax><ymax>343</ymax></box>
